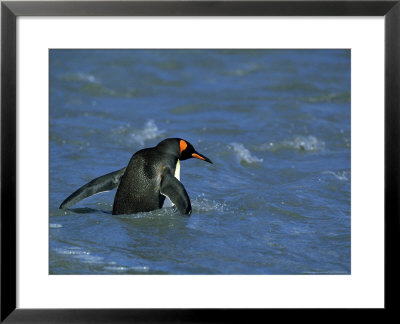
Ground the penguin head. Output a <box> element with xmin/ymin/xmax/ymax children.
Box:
<box><xmin>156</xmin><ymin>138</ymin><xmax>213</xmax><ymax>164</ymax></box>
<box><xmin>179</xmin><ymin>139</ymin><xmax>213</xmax><ymax>163</ymax></box>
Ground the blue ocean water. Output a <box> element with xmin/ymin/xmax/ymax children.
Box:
<box><xmin>49</xmin><ymin>49</ymin><xmax>350</xmax><ymax>274</ymax></box>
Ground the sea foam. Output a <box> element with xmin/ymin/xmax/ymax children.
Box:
<box><xmin>229</xmin><ymin>142</ymin><xmax>263</xmax><ymax>164</ymax></box>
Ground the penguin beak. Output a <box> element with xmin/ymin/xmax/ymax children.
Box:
<box><xmin>192</xmin><ymin>152</ymin><xmax>213</xmax><ymax>164</ymax></box>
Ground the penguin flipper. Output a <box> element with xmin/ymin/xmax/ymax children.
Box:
<box><xmin>160</xmin><ymin>171</ymin><xmax>192</xmax><ymax>215</ymax></box>
<box><xmin>59</xmin><ymin>167</ymin><xmax>126</xmax><ymax>209</ymax></box>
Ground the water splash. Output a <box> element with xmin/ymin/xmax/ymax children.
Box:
<box><xmin>229</xmin><ymin>143</ymin><xmax>263</xmax><ymax>164</ymax></box>
<box><xmin>192</xmin><ymin>194</ymin><xmax>229</xmax><ymax>213</ymax></box>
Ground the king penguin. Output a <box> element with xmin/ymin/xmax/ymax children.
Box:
<box><xmin>59</xmin><ymin>138</ymin><xmax>212</xmax><ymax>215</ymax></box>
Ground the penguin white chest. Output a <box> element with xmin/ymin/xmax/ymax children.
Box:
<box><xmin>174</xmin><ymin>159</ymin><xmax>181</xmax><ymax>181</ymax></box>
<box><xmin>162</xmin><ymin>159</ymin><xmax>180</xmax><ymax>208</ymax></box>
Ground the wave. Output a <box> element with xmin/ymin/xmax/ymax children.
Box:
<box><xmin>132</xmin><ymin>120</ymin><xmax>165</xmax><ymax>146</ymax></box>
<box><xmin>59</xmin><ymin>72</ymin><xmax>145</xmax><ymax>98</ymax></box>
<box><xmin>302</xmin><ymin>91</ymin><xmax>350</xmax><ymax>104</ymax></box>
<box><xmin>323</xmin><ymin>171</ymin><xmax>350</xmax><ymax>181</ymax></box>
<box><xmin>53</xmin><ymin>245</ymin><xmax>151</xmax><ymax>273</ymax></box>
<box><xmin>49</xmin><ymin>223</ymin><xmax>63</xmax><ymax>229</ymax></box>
<box><xmin>229</xmin><ymin>142</ymin><xmax>263</xmax><ymax>164</ymax></box>
<box><xmin>53</xmin><ymin>246</ymin><xmax>104</xmax><ymax>264</ymax></box>
<box><xmin>262</xmin><ymin>136</ymin><xmax>325</xmax><ymax>152</ymax></box>
<box><xmin>113</xmin><ymin>120</ymin><xmax>165</xmax><ymax>146</ymax></box>
<box><xmin>59</xmin><ymin>72</ymin><xmax>100</xmax><ymax>84</ymax></box>
<box><xmin>103</xmin><ymin>265</ymin><xmax>149</xmax><ymax>273</ymax></box>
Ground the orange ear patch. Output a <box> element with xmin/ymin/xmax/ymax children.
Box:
<box><xmin>180</xmin><ymin>140</ymin><xmax>187</xmax><ymax>154</ymax></box>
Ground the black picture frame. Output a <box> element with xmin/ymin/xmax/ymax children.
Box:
<box><xmin>1</xmin><ymin>0</ymin><xmax>399</xmax><ymax>322</ymax></box>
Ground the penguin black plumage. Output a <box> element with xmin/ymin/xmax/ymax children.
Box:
<box><xmin>59</xmin><ymin>138</ymin><xmax>212</xmax><ymax>215</ymax></box>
